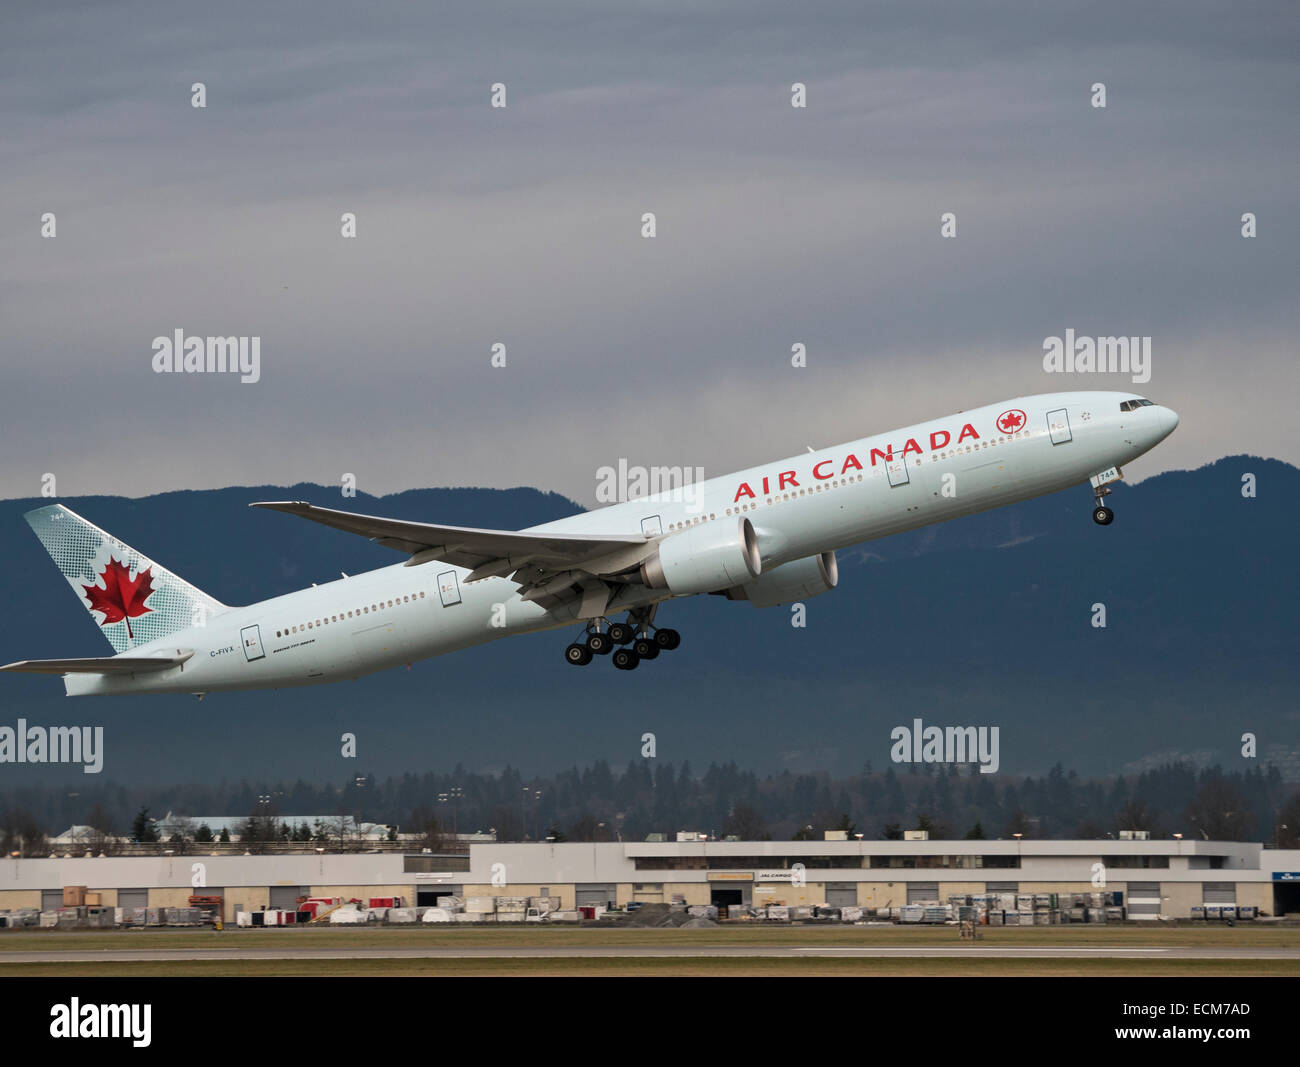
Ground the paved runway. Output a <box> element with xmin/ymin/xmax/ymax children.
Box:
<box><xmin>3</xmin><ymin>945</ymin><xmax>1298</xmax><ymax>962</ymax></box>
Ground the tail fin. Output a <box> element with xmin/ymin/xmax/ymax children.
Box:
<box><xmin>24</xmin><ymin>504</ymin><xmax>228</xmax><ymax>653</ymax></box>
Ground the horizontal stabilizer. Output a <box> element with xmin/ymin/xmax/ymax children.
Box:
<box><xmin>0</xmin><ymin>650</ymin><xmax>194</xmax><ymax>675</ymax></box>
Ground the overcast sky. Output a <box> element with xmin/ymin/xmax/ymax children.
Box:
<box><xmin>2</xmin><ymin>1</ymin><xmax>1296</xmax><ymax>510</ymax></box>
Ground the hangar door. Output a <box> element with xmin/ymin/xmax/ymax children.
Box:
<box><xmin>1202</xmin><ymin>883</ymin><xmax>1235</xmax><ymax>904</ymax></box>
<box><xmin>906</xmin><ymin>882</ymin><xmax>940</xmax><ymax>904</ymax></box>
<box><xmin>825</xmin><ymin>884</ymin><xmax>858</xmax><ymax>908</ymax></box>
<box><xmin>417</xmin><ymin>884</ymin><xmax>462</xmax><ymax>907</ymax></box>
<box><xmin>118</xmin><ymin>888</ymin><xmax>148</xmax><ymax>909</ymax></box>
<box><xmin>41</xmin><ymin>889</ymin><xmax>62</xmax><ymax>911</ymax></box>
<box><xmin>1127</xmin><ymin>881</ymin><xmax>1161</xmax><ymax>919</ymax></box>
<box><xmin>270</xmin><ymin>886</ymin><xmax>308</xmax><ymax>910</ymax></box>
<box><xmin>576</xmin><ymin>884</ymin><xmax>616</xmax><ymax>907</ymax></box>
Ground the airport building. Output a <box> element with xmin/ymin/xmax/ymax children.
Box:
<box><xmin>3</xmin><ymin>837</ymin><xmax>1299</xmax><ymax>921</ymax></box>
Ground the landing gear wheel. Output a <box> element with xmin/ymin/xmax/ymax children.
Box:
<box><xmin>612</xmin><ymin>647</ymin><xmax>640</xmax><ymax>671</ymax></box>
<box><xmin>565</xmin><ymin>643</ymin><xmax>593</xmax><ymax>666</ymax></box>
<box><xmin>586</xmin><ymin>631</ymin><xmax>613</xmax><ymax>655</ymax></box>
<box><xmin>607</xmin><ymin>622</ymin><xmax>635</xmax><ymax>645</ymax></box>
<box><xmin>1092</xmin><ymin>505</ymin><xmax>1114</xmax><ymax>526</ymax></box>
<box><xmin>654</xmin><ymin>628</ymin><xmax>680</xmax><ymax>650</ymax></box>
<box><xmin>633</xmin><ymin>637</ymin><xmax>660</xmax><ymax>660</ymax></box>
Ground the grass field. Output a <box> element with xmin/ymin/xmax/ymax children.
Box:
<box><xmin>1</xmin><ymin>922</ymin><xmax>1296</xmax><ymax>976</ymax></box>
<box><xmin>3</xmin><ymin>957</ymin><xmax>1298</xmax><ymax>977</ymax></box>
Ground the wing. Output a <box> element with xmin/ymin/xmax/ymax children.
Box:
<box><xmin>249</xmin><ymin>501</ymin><xmax>656</xmax><ymax>609</ymax></box>
<box><xmin>1</xmin><ymin>651</ymin><xmax>194</xmax><ymax>675</ymax></box>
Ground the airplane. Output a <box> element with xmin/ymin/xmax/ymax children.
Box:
<box><xmin>2</xmin><ymin>390</ymin><xmax>1177</xmax><ymax>695</ymax></box>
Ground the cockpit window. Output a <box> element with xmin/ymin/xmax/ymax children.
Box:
<box><xmin>1120</xmin><ymin>398</ymin><xmax>1156</xmax><ymax>411</ymax></box>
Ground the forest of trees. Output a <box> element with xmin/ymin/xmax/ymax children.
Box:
<box><xmin>2</xmin><ymin>760</ymin><xmax>1298</xmax><ymax>856</ymax></box>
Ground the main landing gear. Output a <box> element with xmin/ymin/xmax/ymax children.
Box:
<box><xmin>564</xmin><ymin>609</ymin><xmax>681</xmax><ymax>671</ymax></box>
<box><xmin>1092</xmin><ymin>486</ymin><xmax>1115</xmax><ymax>526</ymax></box>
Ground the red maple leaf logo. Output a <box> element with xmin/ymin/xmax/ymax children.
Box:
<box><xmin>997</xmin><ymin>409</ymin><xmax>1026</xmax><ymax>433</ymax></box>
<box><xmin>82</xmin><ymin>557</ymin><xmax>155</xmax><ymax>639</ymax></box>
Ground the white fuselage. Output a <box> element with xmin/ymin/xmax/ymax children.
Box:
<box><xmin>66</xmin><ymin>390</ymin><xmax>1178</xmax><ymax>695</ymax></box>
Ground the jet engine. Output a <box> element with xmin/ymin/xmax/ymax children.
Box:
<box><xmin>725</xmin><ymin>550</ymin><xmax>837</xmax><ymax>608</ymax></box>
<box><xmin>639</xmin><ymin>517</ymin><xmax>761</xmax><ymax>594</ymax></box>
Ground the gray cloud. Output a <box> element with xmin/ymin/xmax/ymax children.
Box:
<box><xmin>1</xmin><ymin>1</ymin><xmax>1296</xmax><ymax>507</ymax></box>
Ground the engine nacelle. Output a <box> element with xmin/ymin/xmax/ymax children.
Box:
<box><xmin>640</xmin><ymin>517</ymin><xmax>761</xmax><ymax>594</ymax></box>
<box><xmin>726</xmin><ymin>550</ymin><xmax>837</xmax><ymax>608</ymax></box>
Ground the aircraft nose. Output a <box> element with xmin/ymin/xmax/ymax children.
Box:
<box><xmin>1161</xmin><ymin>406</ymin><xmax>1180</xmax><ymax>436</ymax></box>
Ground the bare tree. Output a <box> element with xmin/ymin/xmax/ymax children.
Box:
<box><xmin>85</xmin><ymin>802</ymin><xmax>122</xmax><ymax>856</ymax></box>
<box><xmin>1185</xmin><ymin>778</ymin><xmax>1252</xmax><ymax>841</ymax></box>
<box><xmin>1</xmin><ymin>808</ymin><xmax>49</xmax><ymax>857</ymax></box>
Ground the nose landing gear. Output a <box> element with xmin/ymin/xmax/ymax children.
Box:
<box><xmin>1092</xmin><ymin>485</ymin><xmax>1115</xmax><ymax>526</ymax></box>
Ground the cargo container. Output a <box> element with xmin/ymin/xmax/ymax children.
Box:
<box><xmin>385</xmin><ymin>908</ymin><xmax>417</xmax><ymax>924</ymax></box>
<box><xmin>369</xmin><ymin>897</ymin><xmax>404</xmax><ymax>909</ymax></box>
<box><xmin>766</xmin><ymin>906</ymin><xmax>790</xmax><ymax>922</ymax></box>
<box><xmin>422</xmin><ymin>908</ymin><xmax>452</xmax><ymax>923</ymax></box>
<box><xmin>840</xmin><ymin>906</ymin><xmax>863</xmax><ymax>922</ymax></box>
<box><xmin>466</xmin><ymin>896</ymin><xmax>496</xmax><ymax>914</ymax></box>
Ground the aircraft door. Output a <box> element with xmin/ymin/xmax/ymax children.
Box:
<box><xmin>1047</xmin><ymin>408</ymin><xmax>1073</xmax><ymax>444</ymax></box>
<box><xmin>885</xmin><ymin>452</ymin><xmax>911</xmax><ymax>487</ymax></box>
<box><xmin>240</xmin><ymin>624</ymin><xmax>265</xmax><ymax>662</ymax></box>
<box><xmin>641</xmin><ymin>515</ymin><xmax>663</xmax><ymax>537</ymax></box>
<box><xmin>437</xmin><ymin>570</ymin><xmax>462</xmax><ymax>607</ymax></box>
